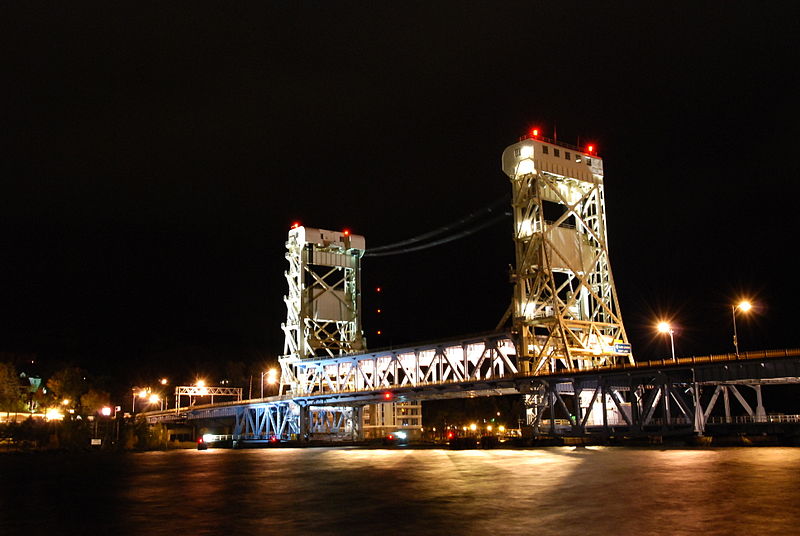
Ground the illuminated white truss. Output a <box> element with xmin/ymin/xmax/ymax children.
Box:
<box><xmin>307</xmin><ymin>406</ymin><xmax>360</xmax><ymax>438</ymax></box>
<box><xmin>289</xmin><ymin>335</ymin><xmax>517</xmax><ymax>397</ymax></box>
<box><xmin>502</xmin><ymin>138</ymin><xmax>633</xmax><ymax>374</ymax></box>
<box><xmin>279</xmin><ymin>226</ymin><xmax>366</xmax><ymax>395</ymax></box>
<box><xmin>174</xmin><ymin>385</ymin><xmax>242</xmax><ymax>408</ymax></box>
<box><xmin>230</xmin><ymin>402</ymin><xmax>357</xmax><ymax>441</ymax></box>
<box><xmin>233</xmin><ymin>402</ymin><xmax>300</xmax><ymax>440</ymax></box>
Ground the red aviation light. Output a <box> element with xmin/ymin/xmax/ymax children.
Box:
<box><xmin>291</xmin><ymin>222</ymin><xmax>301</xmax><ymax>229</ymax></box>
<box><xmin>586</xmin><ymin>144</ymin><xmax>596</xmax><ymax>154</ymax></box>
<box><xmin>529</xmin><ymin>127</ymin><xmax>541</xmax><ymax>138</ymax></box>
<box><xmin>343</xmin><ymin>229</ymin><xmax>350</xmax><ymax>236</ymax></box>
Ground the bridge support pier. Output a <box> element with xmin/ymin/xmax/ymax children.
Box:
<box><xmin>754</xmin><ymin>384</ymin><xmax>766</xmax><ymax>422</ymax></box>
<box><xmin>299</xmin><ymin>405</ymin><xmax>310</xmax><ymax>442</ymax></box>
<box><xmin>350</xmin><ymin>406</ymin><xmax>364</xmax><ymax>442</ymax></box>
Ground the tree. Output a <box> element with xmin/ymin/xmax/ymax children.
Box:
<box><xmin>46</xmin><ymin>367</ymin><xmax>88</xmax><ymax>408</ymax></box>
<box><xmin>0</xmin><ymin>362</ymin><xmax>24</xmax><ymax>415</ymax></box>
<box><xmin>80</xmin><ymin>388</ymin><xmax>111</xmax><ymax>416</ymax></box>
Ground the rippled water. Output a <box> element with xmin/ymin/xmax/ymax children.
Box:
<box><xmin>2</xmin><ymin>446</ymin><xmax>800</xmax><ymax>535</ymax></box>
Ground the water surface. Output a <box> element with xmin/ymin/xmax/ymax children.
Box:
<box><xmin>2</xmin><ymin>447</ymin><xmax>798</xmax><ymax>535</ymax></box>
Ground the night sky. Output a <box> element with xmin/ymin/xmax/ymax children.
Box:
<box><xmin>2</xmin><ymin>4</ymin><xmax>798</xmax><ymax>391</ymax></box>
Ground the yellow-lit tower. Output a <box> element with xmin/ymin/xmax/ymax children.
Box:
<box><xmin>501</xmin><ymin>130</ymin><xmax>633</xmax><ymax>374</ymax></box>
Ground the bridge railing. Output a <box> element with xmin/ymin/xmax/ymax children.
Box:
<box><xmin>527</xmin><ymin>348</ymin><xmax>800</xmax><ymax>378</ymax></box>
<box><xmin>705</xmin><ymin>414</ymin><xmax>800</xmax><ymax>425</ymax></box>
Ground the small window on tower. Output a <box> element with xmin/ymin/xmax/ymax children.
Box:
<box><xmin>565</xmin><ymin>151</ymin><xmax>571</xmax><ymax>160</ymax></box>
<box><xmin>554</xmin><ymin>148</ymin><xmax>560</xmax><ymax>157</ymax></box>
<box><xmin>586</xmin><ymin>157</ymin><xmax>592</xmax><ymax>166</ymax></box>
<box><xmin>514</xmin><ymin>148</ymin><xmax>521</xmax><ymax>157</ymax></box>
<box><xmin>575</xmin><ymin>155</ymin><xmax>582</xmax><ymax>163</ymax></box>
<box><xmin>542</xmin><ymin>145</ymin><xmax>549</xmax><ymax>155</ymax></box>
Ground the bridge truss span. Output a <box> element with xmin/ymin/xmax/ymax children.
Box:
<box><xmin>289</xmin><ymin>333</ymin><xmax>518</xmax><ymax>398</ymax></box>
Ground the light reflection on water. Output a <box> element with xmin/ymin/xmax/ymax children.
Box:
<box><xmin>2</xmin><ymin>447</ymin><xmax>800</xmax><ymax>535</ymax></box>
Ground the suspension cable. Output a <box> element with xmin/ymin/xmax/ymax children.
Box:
<box><xmin>364</xmin><ymin>212</ymin><xmax>509</xmax><ymax>257</ymax></box>
<box><xmin>367</xmin><ymin>194</ymin><xmax>510</xmax><ymax>254</ymax></box>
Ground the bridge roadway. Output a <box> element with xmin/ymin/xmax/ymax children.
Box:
<box><xmin>140</xmin><ymin>332</ymin><xmax>800</xmax><ymax>441</ymax></box>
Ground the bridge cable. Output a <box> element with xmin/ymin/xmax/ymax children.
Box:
<box><xmin>366</xmin><ymin>194</ymin><xmax>510</xmax><ymax>254</ymax></box>
<box><xmin>364</xmin><ymin>212</ymin><xmax>510</xmax><ymax>257</ymax></box>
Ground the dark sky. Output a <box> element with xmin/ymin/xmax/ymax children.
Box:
<box><xmin>1</xmin><ymin>3</ymin><xmax>798</xmax><ymax>386</ymax></box>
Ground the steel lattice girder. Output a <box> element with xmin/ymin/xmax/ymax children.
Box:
<box><xmin>288</xmin><ymin>334</ymin><xmax>518</xmax><ymax>397</ymax></box>
<box><xmin>502</xmin><ymin>139</ymin><xmax>632</xmax><ymax>373</ymax></box>
<box><xmin>279</xmin><ymin>227</ymin><xmax>365</xmax><ymax>396</ymax></box>
<box><xmin>233</xmin><ymin>402</ymin><xmax>300</xmax><ymax>439</ymax></box>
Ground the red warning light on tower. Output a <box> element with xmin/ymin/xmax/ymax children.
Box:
<box><xmin>586</xmin><ymin>144</ymin><xmax>596</xmax><ymax>154</ymax></box>
<box><xmin>343</xmin><ymin>229</ymin><xmax>350</xmax><ymax>236</ymax></box>
<box><xmin>530</xmin><ymin>127</ymin><xmax>541</xmax><ymax>138</ymax></box>
<box><xmin>383</xmin><ymin>391</ymin><xmax>393</xmax><ymax>400</ymax></box>
<box><xmin>291</xmin><ymin>222</ymin><xmax>301</xmax><ymax>229</ymax></box>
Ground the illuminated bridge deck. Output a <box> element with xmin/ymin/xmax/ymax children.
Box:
<box><xmin>142</xmin><ymin>341</ymin><xmax>800</xmax><ymax>428</ymax></box>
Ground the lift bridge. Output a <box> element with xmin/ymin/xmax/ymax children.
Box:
<box><xmin>143</xmin><ymin>132</ymin><xmax>800</xmax><ymax>444</ymax></box>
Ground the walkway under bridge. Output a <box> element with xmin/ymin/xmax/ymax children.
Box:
<box><xmin>141</xmin><ymin>333</ymin><xmax>800</xmax><ymax>443</ymax></box>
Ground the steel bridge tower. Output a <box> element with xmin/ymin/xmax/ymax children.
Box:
<box><xmin>279</xmin><ymin>226</ymin><xmax>366</xmax><ymax>395</ymax></box>
<box><xmin>501</xmin><ymin>134</ymin><xmax>633</xmax><ymax>374</ymax></box>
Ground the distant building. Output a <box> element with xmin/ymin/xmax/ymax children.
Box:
<box><xmin>362</xmin><ymin>401</ymin><xmax>422</xmax><ymax>440</ymax></box>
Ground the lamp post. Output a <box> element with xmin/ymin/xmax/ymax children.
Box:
<box><xmin>657</xmin><ymin>322</ymin><xmax>676</xmax><ymax>361</ymax></box>
<box><xmin>732</xmin><ymin>301</ymin><xmax>752</xmax><ymax>357</ymax></box>
<box><xmin>149</xmin><ymin>393</ymin><xmax>164</xmax><ymax>411</ymax></box>
<box><xmin>132</xmin><ymin>388</ymin><xmax>149</xmax><ymax>413</ymax></box>
<box><xmin>261</xmin><ymin>368</ymin><xmax>278</xmax><ymax>399</ymax></box>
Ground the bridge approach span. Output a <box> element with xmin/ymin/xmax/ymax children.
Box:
<box><xmin>142</xmin><ymin>342</ymin><xmax>800</xmax><ymax>441</ymax></box>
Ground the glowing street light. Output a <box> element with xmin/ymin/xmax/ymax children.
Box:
<box><xmin>148</xmin><ymin>393</ymin><xmax>164</xmax><ymax>411</ymax></box>
<box><xmin>132</xmin><ymin>387</ymin><xmax>150</xmax><ymax>413</ymax></box>
<box><xmin>657</xmin><ymin>321</ymin><xmax>676</xmax><ymax>361</ymax></box>
<box><xmin>261</xmin><ymin>368</ymin><xmax>279</xmax><ymax>399</ymax></box>
<box><xmin>45</xmin><ymin>408</ymin><xmax>65</xmax><ymax>421</ymax></box>
<box><xmin>732</xmin><ymin>300</ymin><xmax>753</xmax><ymax>357</ymax></box>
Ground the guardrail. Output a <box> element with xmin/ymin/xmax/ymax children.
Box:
<box><xmin>530</xmin><ymin>348</ymin><xmax>800</xmax><ymax>378</ymax></box>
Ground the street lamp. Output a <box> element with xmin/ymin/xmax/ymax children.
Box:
<box><xmin>657</xmin><ymin>321</ymin><xmax>676</xmax><ymax>361</ymax></box>
<box><xmin>261</xmin><ymin>368</ymin><xmax>278</xmax><ymax>398</ymax></box>
<box><xmin>149</xmin><ymin>393</ymin><xmax>164</xmax><ymax>411</ymax></box>
<box><xmin>732</xmin><ymin>300</ymin><xmax>752</xmax><ymax>357</ymax></box>
<box><xmin>132</xmin><ymin>388</ymin><xmax>149</xmax><ymax>413</ymax></box>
